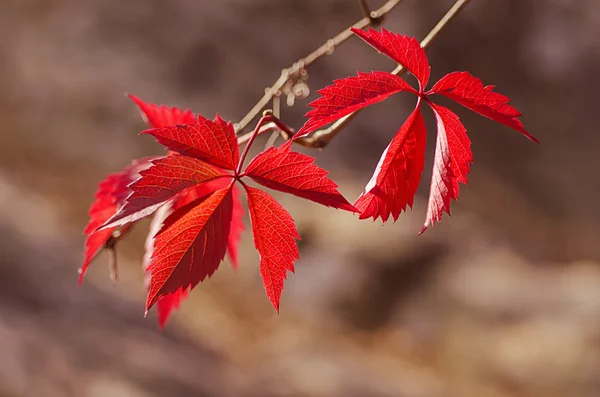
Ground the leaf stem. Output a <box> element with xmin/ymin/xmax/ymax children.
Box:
<box><xmin>236</xmin><ymin>112</ymin><xmax>274</xmax><ymax>175</ymax></box>
<box><xmin>235</xmin><ymin>0</ymin><xmax>405</xmax><ymax>134</ymax></box>
<box><xmin>294</xmin><ymin>0</ymin><xmax>472</xmax><ymax>149</ymax></box>
<box><xmin>104</xmin><ymin>223</ymin><xmax>133</xmax><ymax>282</ymax></box>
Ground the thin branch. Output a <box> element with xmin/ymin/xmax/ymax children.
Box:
<box><xmin>359</xmin><ymin>0</ymin><xmax>384</xmax><ymax>24</ymax></box>
<box><xmin>294</xmin><ymin>0</ymin><xmax>472</xmax><ymax>149</ymax></box>
<box><xmin>104</xmin><ymin>224</ymin><xmax>133</xmax><ymax>282</ymax></box>
<box><xmin>235</xmin><ymin>0</ymin><xmax>405</xmax><ymax>134</ymax></box>
<box><xmin>238</xmin><ymin>121</ymin><xmax>285</xmax><ymax>146</ymax></box>
<box><xmin>264</xmin><ymin>93</ymin><xmax>282</xmax><ymax>148</ymax></box>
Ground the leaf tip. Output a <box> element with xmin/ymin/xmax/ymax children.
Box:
<box><xmin>77</xmin><ymin>267</ymin><xmax>85</xmax><ymax>285</ymax></box>
<box><xmin>145</xmin><ymin>295</ymin><xmax>157</xmax><ymax>315</ymax></box>
<box><xmin>339</xmin><ymin>202</ymin><xmax>359</xmax><ymax>213</ymax></box>
<box><xmin>271</xmin><ymin>299</ymin><xmax>280</xmax><ymax>313</ymax></box>
<box><xmin>139</xmin><ymin>127</ymin><xmax>155</xmax><ymax>136</ymax></box>
<box><xmin>127</xmin><ymin>93</ymin><xmax>145</xmax><ymax>109</ymax></box>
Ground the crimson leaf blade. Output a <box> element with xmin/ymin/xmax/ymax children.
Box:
<box><xmin>146</xmin><ymin>185</ymin><xmax>233</xmax><ymax>311</ymax></box>
<box><xmin>172</xmin><ymin>180</ymin><xmax>245</xmax><ymax>269</ymax></box>
<box><xmin>354</xmin><ymin>103</ymin><xmax>427</xmax><ymax>222</ymax></box>
<box><xmin>429</xmin><ymin>71</ymin><xmax>539</xmax><ymax>143</ymax></box>
<box><xmin>227</xmin><ymin>184</ymin><xmax>245</xmax><ymax>269</ymax></box>
<box><xmin>100</xmin><ymin>154</ymin><xmax>229</xmax><ymax>230</ymax></box>
<box><xmin>244</xmin><ymin>142</ymin><xmax>356</xmax><ymax>212</ymax></box>
<box><xmin>143</xmin><ymin>204</ymin><xmax>189</xmax><ymax>329</ymax></box>
<box><xmin>142</xmin><ymin>115</ymin><xmax>240</xmax><ymax>170</ymax></box>
<box><xmin>145</xmin><ymin>182</ymin><xmax>245</xmax><ymax>329</ymax></box>
<box><xmin>128</xmin><ymin>94</ymin><xmax>197</xmax><ymax>128</ymax></box>
<box><xmin>245</xmin><ymin>185</ymin><xmax>299</xmax><ymax>311</ymax></box>
<box><xmin>156</xmin><ymin>289</ymin><xmax>188</xmax><ymax>328</ymax></box>
<box><xmin>420</xmin><ymin>102</ymin><xmax>472</xmax><ymax>234</ymax></box>
<box><xmin>295</xmin><ymin>71</ymin><xmax>414</xmax><ymax>137</ymax></box>
<box><xmin>351</xmin><ymin>27</ymin><xmax>430</xmax><ymax>90</ymax></box>
<box><xmin>80</xmin><ymin>156</ymin><xmax>157</xmax><ymax>283</ymax></box>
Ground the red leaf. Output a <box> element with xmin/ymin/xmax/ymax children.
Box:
<box><xmin>227</xmin><ymin>184</ymin><xmax>245</xmax><ymax>269</ymax></box>
<box><xmin>173</xmin><ymin>180</ymin><xmax>245</xmax><ymax>269</ymax></box>
<box><xmin>128</xmin><ymin>94</ymin><xmax>197</xmax><ymax>128</ymax></box>
<box><xmin>142</xmin><ymin>115</ymin><xmax>240</xmax><ymax>170</ymax></box>
<box><xmin>429</xmin><ymin>71</ymin><xmax>539</xmax><ymax>143</ymax></box>
<box><xmin>80</xmin><ymin>157</ymin><xmax>156</xmax><ymax>283</ymax></box>
<box><xmin>156</xmin><ymin>289</ymin><xmax>188</xmax><ymax>328</ymax></box>
<box><xmin>244</xmin><ymin>142</ymin><xmax>357</xmax><ymax>212</ymax></box>
<box><xmin>351</xmin><ymin>27</ymin><xmax>430</xmax><ymax>90</ymax></box>
<box><xmin>101</xmin><ymin>155</ymin><xmax>229</xmax><ymax>229</ymax></box>
<box><xmin>295</xmin><ymin>71</ymin><xmax>415</xmax><ymax>137</ymax></box>
<box><xmin>354</xmin><ymin>103</ymin><xmax>427</xmax><ymax>222</ymax></box>
<box><xmin>420</xmin><ymin>102</ymin><xmax>472</xmax><ymax>234</ymax></box>
<box><xmin>245</xmin><ymin>186</ymin><xmax>300</xmax><ymax>311</ymax></box>
<box><xmin>142</xmin><ymin>205</ymin><xmax>189</xmax><ymax>329</ymax></box>
<box><xmin>144</xmin><ymin>182</ymin><xmax>245</xmax><ymax>328</ymax></box>
<box><xmin>146</xmin><ymin>185</ymin><xmax>234</xmax><ymax>311</ymax></box>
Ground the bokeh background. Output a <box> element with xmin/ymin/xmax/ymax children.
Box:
<box><xmin>1</xmin><ymin>0</ymin><xmax>599</xmax><ymax>396</ymax></box>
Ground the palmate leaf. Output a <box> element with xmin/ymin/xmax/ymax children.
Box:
<box><xmin>89</xmin><ymin>96</ymin><xmax>355</xmax><ymax>325</ymax></box>
<box><xmin>137</xmin><ymin>136</ymin><xmax>355</xmax><ymax>315</ymax></box>
<box><xmin>297</xmin><ymin>27</ymin><xmax>537</xmax><ymax>227</ymax></box>
<box><xmin>128</xmin><ymin>95</ymin><xmax>246</xmax><ymax>322</ymax></box>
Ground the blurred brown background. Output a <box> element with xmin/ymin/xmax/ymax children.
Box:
<box><xmin>1</xmin><ymin>0</ymin><xmax>599</xmax><ymax>396</ymax></box>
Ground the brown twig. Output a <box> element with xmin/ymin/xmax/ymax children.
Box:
<box><xmin>104</xmin><ymin>224</ymin><xmax>133</xmax><ymax>282</ymax></box>
<box><xmin>359</xmin><ymin>0</ymin><xmax>385</xmax><ymax>24</ymax></box>
<box><xmin>294</xmin><ymin>0</ymin><xmax>472</xmax><ymax>149</ymax></box>
<box><xmin>234</xmin><ymin>0</ymin><xmax>405</xmax><ymax>134</ymax></box>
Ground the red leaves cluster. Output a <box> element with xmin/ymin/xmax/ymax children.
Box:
<box><xmin>80</xmin><ymin>95</ymin><xmax>355</xmax><ymax>327</ymax></box>
<box><xmin>81</xmin><ymin>27</ymin><xmax>536</xmax><ymax>328</ymax></box>
<box><xmin>295</xmin><ymin>27</ymin><xmax>538</xmax><ymax>233</ymax></box>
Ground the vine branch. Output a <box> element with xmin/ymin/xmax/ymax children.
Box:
<box><xmin>359</xmin><ymin>0</ymin><xmax>385</xmax><ymax>24</ymax></box>
<box><xmin>234</xmin><ymin>0</ymin><xmax>405</xmax><ymax>134</ymax></box>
